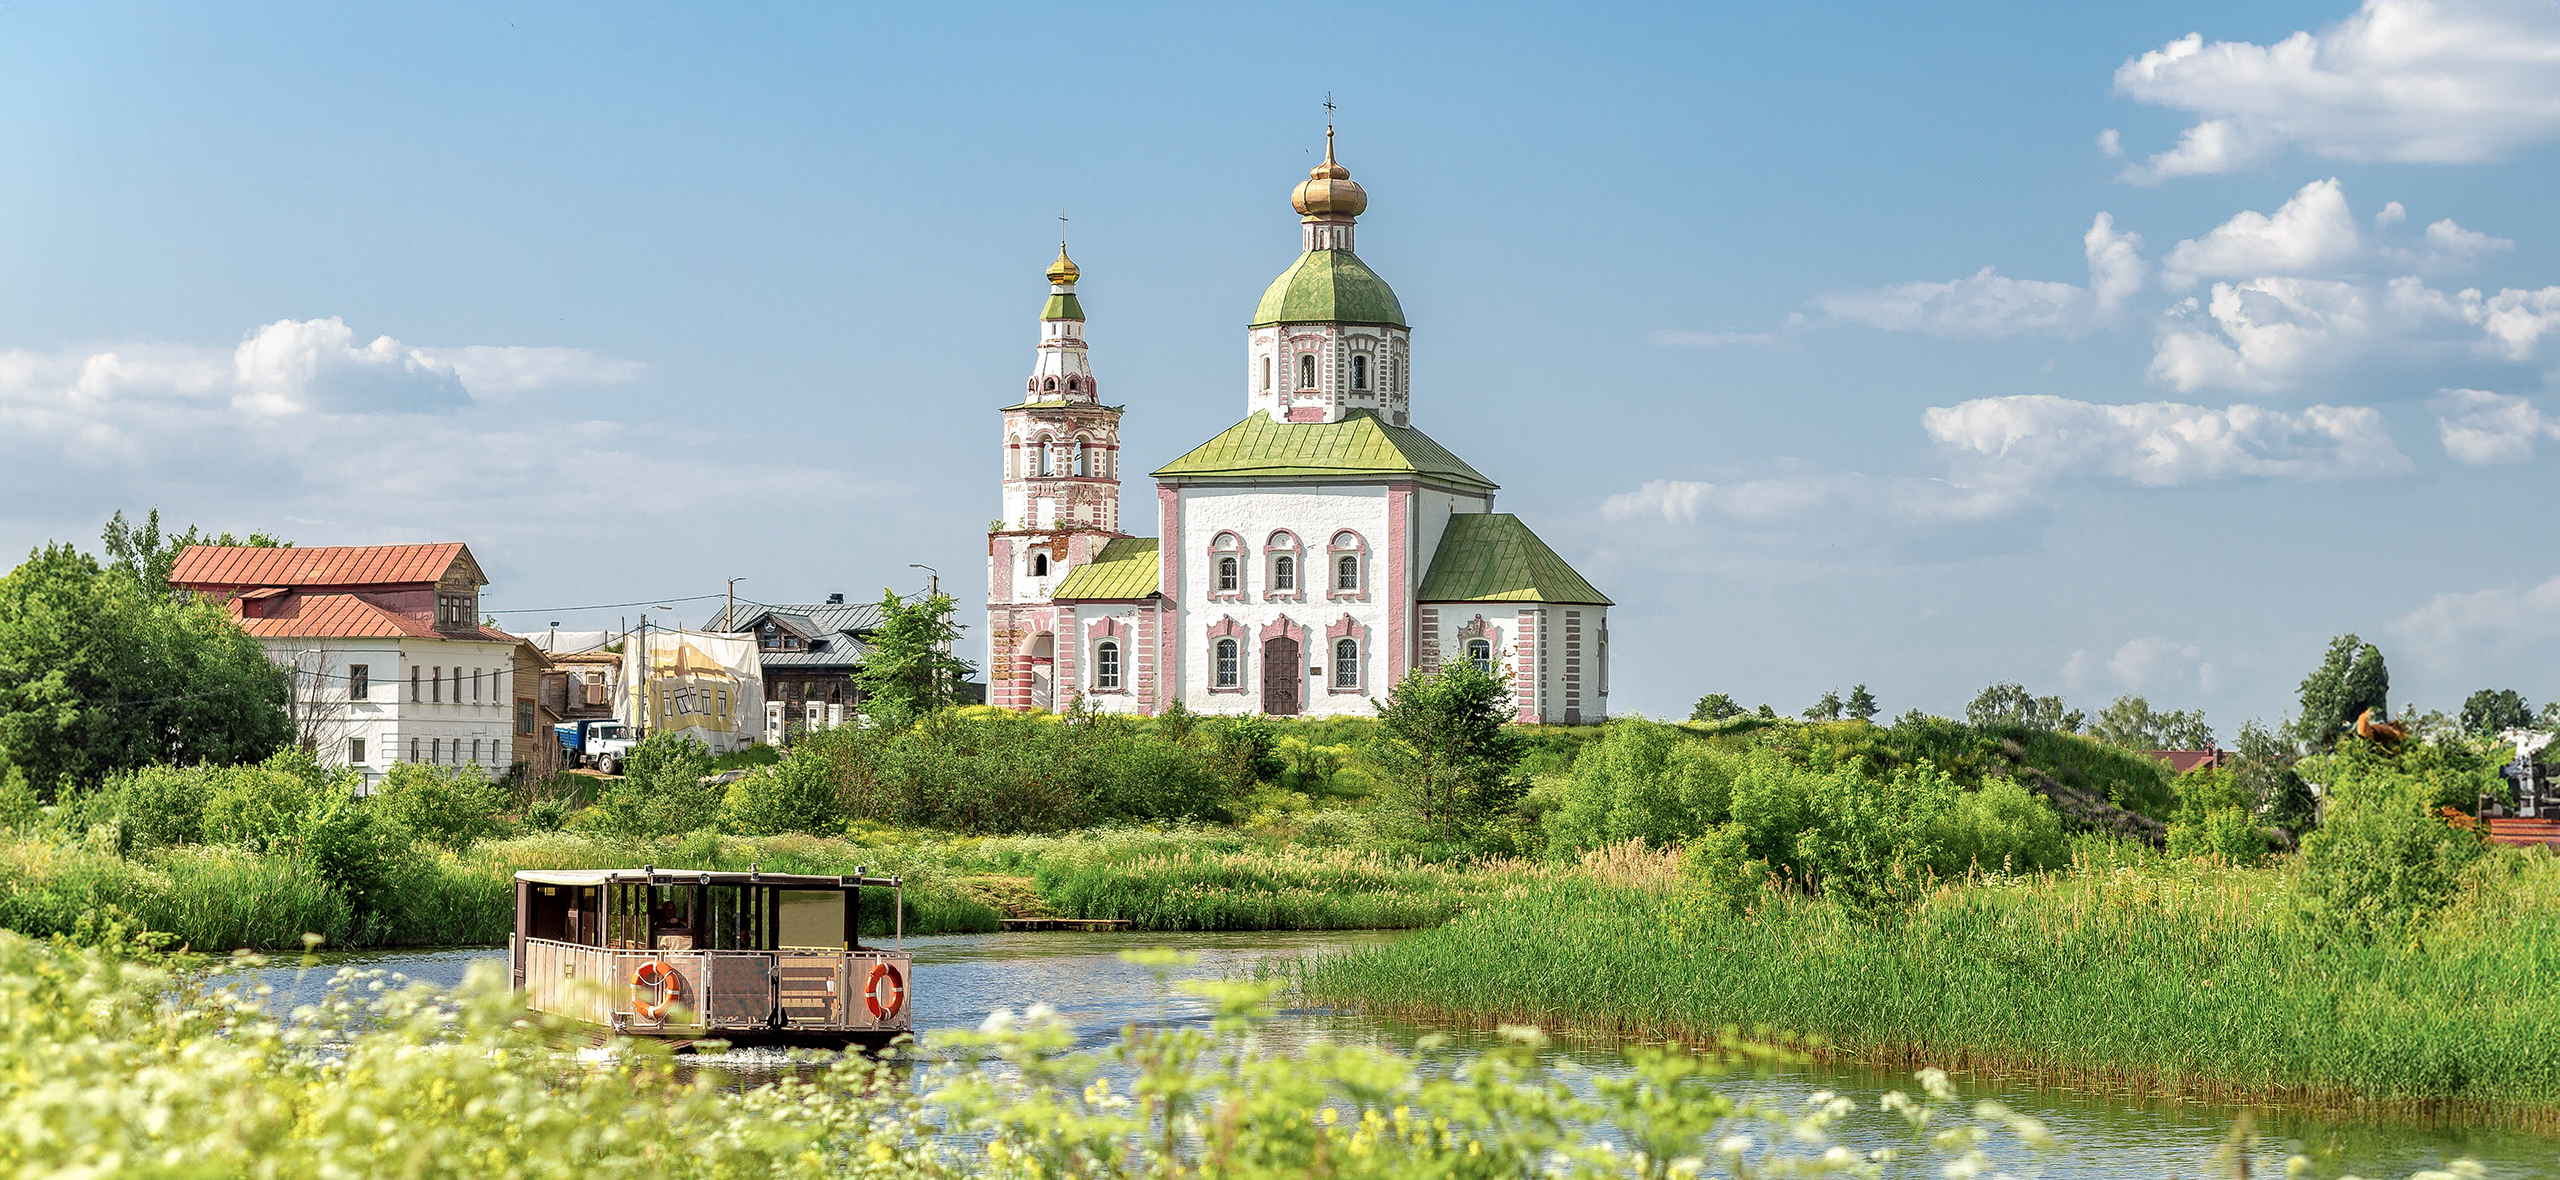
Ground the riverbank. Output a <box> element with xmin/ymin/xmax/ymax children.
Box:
<box><xmin>1297</xmin><ymin>846</ymin><xmax>2560</xmax><ymax>1117</ymax></box>
<box><xmin>0</xmin><ymin>825</ymin><xmax>1546</xmax><ymax>951</ymax></box>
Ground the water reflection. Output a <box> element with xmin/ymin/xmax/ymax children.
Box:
<box><xmin>227</xmin><ymin>933</ymin><xmax>2558</xmax><ymax>1178</ymax></box>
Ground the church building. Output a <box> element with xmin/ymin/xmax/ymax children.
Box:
<box><xmin>985</xmin><ymin>130</ymin><xmax>1610</xmax><ymax>722</ymax></box>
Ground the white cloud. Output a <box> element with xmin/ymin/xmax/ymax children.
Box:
<box><xmin>2407</xmin><ymin>217</ymin><xmax>2517</xmax><ymax>271</ymax></box>
<box><xmin>1819</xmin><ymin>214</ymin><xmax>2147</xmax><ymax>338</ymax></box>
<box><xmin>2375</xmin><ymin>201</ymin><xmax>2408</xmax><ymax>228</ymax></box>
<box><xmin>2161</xmin><ymin>178</ymin><xmax>2364</xmax><ymax>281</ymax></box>
<box><xmin>2064</xmin><ymin>636</ymin><xmax>2217</xmax><ymax>696</ymax></box>
<box><xmin>416</xmin><ymin>344</ymin><xmax>648</xmax><ymax>398</ymax></box>
<box><xmin>1602</xmin><ymin>472</ymin><xmax>2018</xmax><ymax>528</ymax></box>
<box><xmin>1922</xmin><ymin>393</ymin><xmax>2413</xmax><ymax>486</ymax></box>
<box><xmin>2148</xmin><ymin>273</ymin><xmax>2560</xmax><ymax>392</ymax></box>
<box><xmin>2435</xmin><ymin>387</ymin><xmax>2560</xmax><ymax>464</ymax></box>
<box><xmin>2096</xmin><ymin>128</ymin><xmax>2125</xmax><ymax>158</ymax></box>
<box><xmin>2112</xmin><ymin>1</ymin><xmax>2560</xmax><ymax>184</ymax></box>
<box><xmin>2389</xmin><ymin>574</ymin><xmax>2560</xmax><ymax>666</ymax></box>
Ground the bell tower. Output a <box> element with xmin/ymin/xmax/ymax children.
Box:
<box><xmin>987</xmin><ymin>244</ymin><xmax>1127</xmax><ymax>710</ymax></box>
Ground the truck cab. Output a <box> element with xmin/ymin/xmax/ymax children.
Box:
<box><xmin>556</xmin><ymin>719</ymin><xmax>637</xmax><ymax>776</ymax></box>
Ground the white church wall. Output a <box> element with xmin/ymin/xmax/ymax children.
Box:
<box><xmin>1174</xmin><ymin>484</ymin><xmax>1397</xmax><ymax>718</ymax></box>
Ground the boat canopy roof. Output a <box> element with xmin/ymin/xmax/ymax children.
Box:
<box><xmin>514</xmin><ymin>869</ymin><xmax>898</xmax><ymax>889</ymax></box>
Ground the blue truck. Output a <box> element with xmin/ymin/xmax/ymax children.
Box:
<box><xmin>554</xmin><ymin>719</ymin><xmax>638</xmax><ymax>776</ymax></box>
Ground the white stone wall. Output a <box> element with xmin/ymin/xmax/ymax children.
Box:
<box><xmin>1247</xmin><ymin>323</ymin><xmax>1411</xmax><ymax>426</ymax></box>
<box><xmin>1416</xmin><ymin>603</ymin><xmax>1608</xmax><ymax>725</ymax></box>
<box><xmin>262</xmin><ymin>635</ymin><xmax>522</xmax><ymax>790</ymax></box>
<box><xmin>1172</xmin><ymin>484</ymin><xmax>1397</xmax><ymax>717</ymax></box>
<box><xmin>1411</xmin><ymin>489</ymin><xmax>1494</xmax><ymax>584</ymax></box>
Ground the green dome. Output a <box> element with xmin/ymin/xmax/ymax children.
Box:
<box><xmin>1250</xmin><ymin>249</ymin><xmax>1405</xmax><ymax>328</ymax></box>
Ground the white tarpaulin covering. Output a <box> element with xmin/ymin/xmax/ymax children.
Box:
<box><xmin>617</xmin><ymin>629</ymin><xmax>764</xmax><ymax>755</ymax></box>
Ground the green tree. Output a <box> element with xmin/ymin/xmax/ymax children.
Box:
<box><xmin>852</xmin><ymin>590</ymin><xmax>977</xmax><ymax>726</ymax></box>
<box><xmin>1801</xmin><ymin>689</ymin><xmax>1844</xmax><ymax>722</ymax></box>
<box><xmin>0</xmin><ymin>543</ymin><xmax>292</xmax><ymax>797</ymax></box>
<box><xmin>2232</xmin><ymin>718</ymin><xmax>2315</xmax><ymax>836</ymax></box>
<box><xmin>2459</xmin><ymin>688</ymin><xmax>2534</xmax><ymax>736</ymax></box>
<box><xmin>2295</xmin><ymin>742</ymin><xmax>2489</xmax><ymax>938</ymax></box>
<box><xmin>100</xmin><ymin>507</ymin><xmax>288</xmax><ymax>591</ymax></box>
<box><xmin>1844</xmin><ymin>684</ymin><xmax>1879</xmax><ymax>722</ymax></box>
<box><xmin>2292</xmin><ymin>634</ymin><xmax>2389</xmax><ymax>750</ymax></box>
<box><xmin>1688</xmin><ymin>693</ymin><xmax>1743</xmax><ymax>722</ymax></box>
<box><xmin>1366</xmin><ymin>661</ymin><xmax>1526</xmax><ymax>843</ymax></box>
<box><xmin>2086</xmin><ymin>694</ymin><xmax>2216</xmax><ymax>750</ymax></box>
<box><xmin>719</xmin><ymin>739</ymin><xmax>848</xmax><ymax>836</ymax></box>
<box><xmin>373</xmin><ymin>761</ymin><xmax>510</xmax><ymax>849</ymax></box>
<box><xmin>589</xmin><ymin>733</ymin><xmax>719</xmax><ymax>836</ymax></box>
<box><xmin>1964</xmin><ymin>682</ymin><xmax>2082</xmax><ymax>733</ymax></box>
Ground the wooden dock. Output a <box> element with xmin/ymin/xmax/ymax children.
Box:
<box><xmin>999</xmin><ymin>917</ymin><xmax>1134</xmax><ymax>932</ymax></box>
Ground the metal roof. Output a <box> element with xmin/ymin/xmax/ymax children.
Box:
<box><xmin>705</xmin><ymin>601</ymin><xmax>886</xmax><ymax>636</ymax></box>
<box><xmin>1052</xmin><ymin>537</ymin><xmax>1162</xmax><ymax>600</ymax></box>
<box><xmin>1152</xmin><ymin>410</ymin><xmax>1497</xmax><ymax>490</ymax></box>
<box><xmin>171</xmin><ymin>543</ymin><xmax>477</xmax><ymax>589</ymax></box>
<box><xmin>232</xmin><ymin>591</ymin><xmax>518</xmax><ymax>642</ymax></box>
<box><xmin>1416</xmin><ymin>514</ymin><xmax>1612</xmax><ymax>606</ymax></box>
<box><xmin>1251</xmin><ymin>249</ymin><xmax>1407</xmax><ymax>328</ymax></box>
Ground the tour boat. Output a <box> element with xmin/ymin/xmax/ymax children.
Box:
<box><xmin>508</xmin><ymin>866</ymin><xmax>913</xmax><ymax>1050</ymax></box>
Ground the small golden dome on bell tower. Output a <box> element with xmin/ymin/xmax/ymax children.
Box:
<box><xmin>1046</xmin><ymin>245</ymin><xmax>1080</xmax><ymax>286</ymax></box>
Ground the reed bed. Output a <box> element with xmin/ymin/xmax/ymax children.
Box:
<box><xmin>1300</xmin><ymin>849</ymin><xmax>2560</xmax><ymax>1113</ymax></box>
<box><xmin>1035</xmin><ymin>845</ymin><xmax>1546</xmax><ymax>930</ymax></box>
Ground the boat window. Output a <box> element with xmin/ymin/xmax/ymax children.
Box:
<box><xmin>702</xmin><ymin>884</ymin><xmax>773</xmax><ymax>951</ymax></box>
<box><xmin>650</xmin><ymin>884</ymin><xmax>699</xmax><ymax>951</ymax></box>
<box><xmin>778</xmin><ymin>890</ymin><xmax>847</xmax><ymax>950</ymax></box>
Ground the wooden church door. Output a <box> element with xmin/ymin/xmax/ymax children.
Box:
<box><xmin>1262</xmin><ymin>636</ymin><xmax>1301</xmax><ymax>716</ymax></box>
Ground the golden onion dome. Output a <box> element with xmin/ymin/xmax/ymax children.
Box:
<box><xmin>1046</xmin><ymin>246</ymin><xmax>1079</xmax><ymax>286</ymax></box>
<box><xmin>1290</xmin><ymin>126</ymin><xmax>1367</xmax><ymax>219</ymax></box>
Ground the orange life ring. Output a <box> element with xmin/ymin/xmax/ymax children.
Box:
<box><xmin>630</xmin><ymin>959</ymin><xmax>686</xmax><ymax>1022</ymax></box>
<box><xmin>863</xmin><ymin>961</ymin><xmax>906</xmax><ymax>1020</ymax></box>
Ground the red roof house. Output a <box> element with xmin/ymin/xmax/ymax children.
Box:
<box><xmin>171</xmin><ymin>542</ymin><xmax>513</xmax><ymax>643</ymax></box>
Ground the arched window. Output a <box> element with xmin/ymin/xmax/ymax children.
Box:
<box><xmin>1299</xmin><ymin>354</ymin><xmax>1316</xmax><ymax>388</ymax></box>
<box><xmin>1466</xmin><ymin>637</ymin><xmax>1494</xmax><ymax>674</ymax></box>
<box><xmin>1351</xmin><ymin>354</ymin><xmax>1369</xmax><ymax>390</ymax></box>
<box><xmin>1095</xmin><ymin>640</ymin><xmax>1121</xmax><ymax>690</ymax></box>
<box><xmin>1214</xmin><ymin>638</ymin><xmax>1240</xmax><ymax>688</ymax></box>
<box><xmin>1212</xmin><ymin>533</ymin><xmax>1243</xmax><ymax>594</ymax></box>
<box><xmin>1044</xmin><ymin>377</ymin><xmax>1057</xmax><ymax>393</ymax></box>
<box><xmin>1032</xmin><ymin>553</ymin><xmax>1049</xmax><ymax>577</ymax></box>
<box><xmin>1336</xmin><ymin>553</ymin><xmax>1359</xmax><ymax>591</ymax></box>
<box><xmin>1273</xmin><ymin>554</ymin><xmax>1296</xmax><ymax>591</ymax></box>
<box><xmin>1217</xmin><ymin>555</ymin><xmax>1239</xmax><ymax>592</ymax></box>
<box><xmin>1074</xmin><ymin>439</ymin><xmax>1089</xmax><ymax>477</ymax></box>
<box><xmin>1334</xmin><ymin>638</ymin><xmax>1359</xmax><ymax>688</ymax></box>
<box><xmin>1066</xmin><ymin>376</ymin><xmax>1079</xmax><ymax>392</ymax></box>
<box><xmin>1032</xmin><ymin>439</ymin><xmax>1050</xmax><ymax>477</ymax></box>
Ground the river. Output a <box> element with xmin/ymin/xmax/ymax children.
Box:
<box><xmin>237</xmin><ymin>932</ymin><xmax>2559</xmax><ymax>1178</ymax></box>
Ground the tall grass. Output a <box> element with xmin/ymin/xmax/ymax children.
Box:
<box><xmin>1301</xmin><ymin>844</ymin><xmax>2560</xmax><ymax>1110</ymax></box>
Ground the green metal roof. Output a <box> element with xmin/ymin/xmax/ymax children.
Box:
<box><xmin>1251</xmin><ymin>250</ymin><xmax>1406</xmax><ymax>327</ymax></box>
<box><xmin>1042</xmin><ymin>292</ymin><xmax>1085</xmax><ymax>321</ymax></box>
<box><xmin>1052</xmin><ymin>537</ymin><xmax>1161</xmax><ymax>601</ymax></box>
<box><xmin>1417</xmin><ymin>514</ymin><xmax>1611</xmax><ymax>606</ymax></box>
<box><xmin>1152</xmin><ymin>410</ymin><xmax>1497</xmax><ymax>491</ymax></box>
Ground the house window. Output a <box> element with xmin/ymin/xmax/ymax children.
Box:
<box><xmin>1095</xmin><ymin>640</ymin><xmax>1121</xmax><ymax>690</ymax></box>
<box><xmin>348</xmin><ymin>737</ymin><xmax>366</xmax><ymax>764</ymax></box>
<box><xmin>430</xmin><ymin>738</ymin><xmax>442</xmax><ymax>764</ymax></box>
<box><xmin>472</xmin><ymin>668</ymin><xmax>483</xmax><ymax>702</ymax></box>
<box><xmin>1214</xmin><ymin>638</ymin><xmax>1240</xmax><ymax>688</ymax></box>
<box><xmin>432</xmin><ymin>667</ymin><xmax>442</xmax><ymax>703</ymax></box>
<box><xmin>516</xmin><ymin>700</ymin><xmax>535</xmax><ymax>736</ymax></box>
<box><xmin>410</xmin><ymin>738</ymin><xmax>420</xmax><ymax>763</ymax></box>
<box><xmin>349</xmin><ymin>664</ymin><xmax>369</xmax><ymax>701</ymax></box>
<box><xmin>1033</xmin><ymin>553</ymin><xmax>1050</xmax><ymax>577</ymax></box>
<box><xmin>1334</xmin><ymin>638</ymin><xmax>1359</xmax><ymax>688</ymax></box>
<box><xmin>1336</xmin><ymin>554</ymin><xmax>1359</xmax><ymax>591</ymax></box>
<box><xmin>1467</xmin><ymin>637</ymin><xmax>1494</xmax><ymax>674</ymax></box>
<box><xmin>411</xmin><ymin>667</ymin><xmax>421</xmax><ymax>702</ymax></box>
<box><xmin>1299</xmin><ymin>354</ymin><xmax>1316</xmax><ymax>388</ymax></box>
<box><xmin>472</xmin><ymin>738</ymin><xmax>482</xmax><ymax>764</ymax></box>
<box><xmin>1351</xmin><ymin>354</ymin><xmax>1369</xmax><ymax>390</ymax></box>
<box><xmin>1216</xmin><ymin>555</ymin><xmax>1239</xmax><ymax>593</ymax></box>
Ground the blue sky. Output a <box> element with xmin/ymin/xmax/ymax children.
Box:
<box><xmin>6</xmin><ymin>0</ymin><xmax>2560</xmax><ymax>735</ymax></box>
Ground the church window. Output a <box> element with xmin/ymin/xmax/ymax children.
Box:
<box><xmin>1390</xmin><ymin>358</ymin><xmax>1400</xmax><ymax>392</ymax></box>
<box><xmin>1466</xmin><ymin>637</ymin><xmax>1494</xmax><ymax>674</ymax></box>
<box><xmin>1034</xmin><ymin>439</ymin><xmax>1052</xmax><ymax>477</ymax></box>
<box><xmin>1095</xmin><ymin>641</ymin><xmax>1121</xmax><ymax>690</ymax></box>
<box><xmin>1066</xmin><ymin>376</ymin><xmax>1079</xmax><ymax>392</ymax></box>
<box><xmin>1351</xmin><ymin>355</ymin><xmax>1369</xmax><ymax>390</ymax></box>
<box><xmin>1298</xmin><ymin>354</ymin><xmax>1316</xmax><ymax>388</ymax></box>
<box><xmin>1217</xmin><ymin>555</ymin><xmax>1239</xmax><ymax>592</ymax></box>
<box><xmin>1214</xmin><ymin>638</ymin><xmax>1240</xmax><ymax>688</ymax></box>
<box><xmin>1074</xmin><ymin>439</ymin><xmax>1089</xmax><ymax>477</ymax></box>
<box><xmin>1336</xmin><ymin>553</ymin><xmax>1359</xmax><ymax>591</ymax></box>
<box><xmin>1334</xmin><ymin>638</ymin><xmax>1359</xmax><ymax>688</ymax></box>
<box><xmin>1032</xmin><ymin>553</ymin><xmax>1049</xmax><ymax>577</ymax></box>
<box><xmin>1262</xmin><ymin>356</ymin><xmax>1272</xmax><ymax>390</ymax></box>
<box><xmin>1044</xmin><ymin>377</ymin><xmax>1056</xmax><ymax>392</ymax></box>
<box><xmin>1273</xmin><ymin>555</ymin><xmax>1295</xmax><ymax>591</ymax></box>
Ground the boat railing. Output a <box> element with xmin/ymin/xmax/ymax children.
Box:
<box><xmin>519</xmin><ymin>937</ymin><xmax>910</xmax><ymax>1034</ymax></box>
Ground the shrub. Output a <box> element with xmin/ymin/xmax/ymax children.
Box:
<box><xmin>590</xmin><ymin>733</ymin><xmax>719</xmax><ymax>836</ymax></box>
<box><xmin>1675</xmin><ymin>822</ymin><xmax>1766</xmax><ymax>916</ymax></box>
<box><xmin>1088</xmin><ymin>735</ymin><xmax>1226</xmax><ymax>822</ymax></box>
<box><xmin>199</xmin><ymin>748</ymin><xmax>342</xmax><ymax>854</ymax></box>
<box><xmin>2164</xmin><ymin>767</ymin><xmax>2266</xmax><ymax>865</ymax></box>
<box><xmin>719</xmin><ymin>744</ymin><xmax>847</xmax><ymax>836</ymax></box>
<box><xmin>1926</xmin><ymin>775</ymin><xmax>2070</xmax><ymax>875</ymax></box>
<box><xmin>372</xmin><ymin>762</ymin><xmax>509</xmax><ymax>849</ymax></box>
<box><xmin>2296</xmin><ymin>742</ymin><xmax>2490</xmax><ymax>937</ymax></box>
<box><xmin>96</xmin><ymin>764</ymin><xmax>210</xmax><ymax>849</ymax></box>
<box><xmin>1544</xmin><ymin>719</ymin><xmax>1735</xmax><ymax>858</ymax></box>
